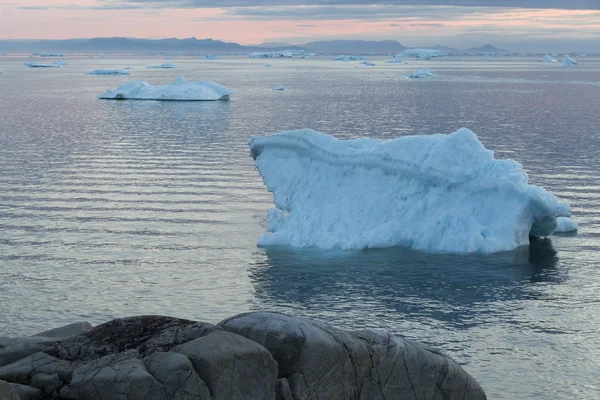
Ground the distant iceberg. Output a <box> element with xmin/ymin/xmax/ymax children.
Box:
<box><xmin>397</xmin><ymin>49</ymin><xmax>443</xmax><ymax>60</ymax></box>
<box><xmin>332</xmin><ymin>55</ymin><xmax>366</xmax><ymax>61</ymax></box>
<box><xmin>385</xmin><ymin>58</ymin><xmax>404</xmax><ymax>63</ymax></box>
<box><xmin>560</xmin><ymin>56</ymin><xmax>578</xmax><ymax>67</ymax></box>
<box><xmin>87</xmin><ymin>69</ymin><xmax>131</xmax><ymax>75</ymax></box>
<box><xmin>146</xmin><ymin>63</ymin><xmax>179</xmax><ymax>69</ymax></box>
<box><xmin>361</xmin><ymin>61</ymin><xmax>376</xmax><ymax>66</ymax></box>
<box><xmin>407</xmin><ymin>68</ymin><xmax>435</xmax><ymax>78</ymax></box>
<box><xmin>205</xmin><ymin>54</ymin><xmax>219</xmax><ymax>59</ymax></box>
<box><xmin>52</xmin><ymin>60</ymin><xmax>68</xmax><ymax>66</ymax></box>
<box><xmin>249</xmin><ymin>128</ymin><xmax>574</xmax><ymax>253</ymax></box>
<box><xmin>273</xmin><ymin>85</ymin><xmax>285</xmax><ymax>91</ymax></box>
<box><xmin>24</xmin><ymin>61</ymin><xmax>60</xmax><ymax>68</ymax></box>
<box><xmin>249</xmin><ymin>51</ymin><xmax>293</xmax><ymax>58</ymax></box>
<box><xmin>542</xmin><ymin>54</ymin><xmax>557</xmax><ymax>63</ymax></box>
<box><xmin>97</xmin><ymin>76</ymin><xmax>234</xmax><ymax>101</ymax></box>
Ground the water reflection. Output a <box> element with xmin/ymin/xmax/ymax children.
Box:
<box><xmin>249</xmin><ymin>239</ymin><xmax>564</xmax><ymax>331</ymax></box>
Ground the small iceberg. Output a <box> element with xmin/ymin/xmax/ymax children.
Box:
<box><xmin>52</xmin><ymin>60</ymin><xmax>68</xmax><ymax>66</ymax></box>
<box><xmin>361</xmin><ymin>61</ymin><xmax>376</xmax><ymax>66</ymax></box>
<box><xmin>385</xmin><ymin>58</ymin><xmax>404</xmax><ymax>64</ymax></box>
<box><xmin>24</xmin><ymin>61</ymin><xmax>60</xmax><ymax>68</ymax></box>
<box><xmin>0</xmin><ymin>69</ymin><xmax>3</xmax><ymax>75</ymax></box>
<box><xmin>397</xmin><ymin>49</ymin><xmax>443</xmax><ymax>60</ymax></box>
<box><xmin>273</xmin><ymin>85</ymin><xmax>285</xmax><ymax>91</ymax></box>
<box><xmin>87</xmin><ymin>69</ymin><xmax>131</xmax><ymax>75</ymax></box>
<box><xmin>205</xmin><ymin>54</ymin><xmax>219</xmax><ymax>60</ymax></box>
<box><xmin>332</xmin><ymin>55</ymin><xmax>366</xmax><ymax>61</ymax></box>
<box><xmin>542</xmin><ymin>54</ymin><xmax>557</xmax><ymax>63</ymax></box>
<box><xmin>97</xmin><ymin>76</ymin><xmax>234</xmax><ymax>101</ymax></box>
<box><xmin>249</xmin><ymin>128</ymin><xmax>575</xmax><ymax>253</ymax></box>
<box><xmin>560</xmin><ymin>56</ymin><xmax>578</xmax><ymax>68</ymax></box>
<box><xmin>264</xmin><ymin>64</ymin><xmax>271</xmax><ymax>67</ymax></box>
<box><xmin>146</xmin><ymin>63</ymin><xmax>179</xmax><ymax>69</ymax></box>
<box><xmin>407</xmin><ymin>68</ymin><xmax>435</xmax><ymax>78</ymax></box>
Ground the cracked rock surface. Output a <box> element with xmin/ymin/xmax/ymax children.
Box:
<box><xmin>0</xmin><ymin>312</ymin><xmax>486</xmax><ymax>399</ymax></box>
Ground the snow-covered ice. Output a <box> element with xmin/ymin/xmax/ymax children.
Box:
<box><xmin>542</xmin><ymin>54</ymin><xmax>557</xmax><ymax>63</ymax></box>
<box><xmin>97</xmin><ymin>76</ymin><xmax>234</xmax><ymax>101</ymax></box>
<box><xmin>273</xmin><ymin>85</ymin><xmax>285</xmax><ymax>91</ymax></box>
<box><xmin>554</xmin><ymin>217</ymin><xmax>578</xmax><ymax>233</ymax></box>
<box><xmin>249</xmin><ymin>128</ymin><xmax>575</xmax><ymax>253</ymax></box>
<box><xmin>407</xmin><ymin>68</ymin><xmax>436</xmax><ymax>78</ymax></box>
<box><xmin>560</xmin><ymin>56</ymin><xmax>578</xmax><ymax>67</ymax></box>
<box><xmin>397</xmin><ymin>49</ymin><xmax>443</xmax><ymax>60</ymax></box>
<box><xmin>24</xmin><ymin>61</ymin><xmax>60</xmax><ymax>68</ymax></box>
<box><xmin>146</xmin><ymin>63</ymin><xmax>179</xmax><ymax>69</ymax></box>
<box><xmin>87</xmin><ymin>69</ymin><xmax>131</xmax><ymax>75</ymax></box>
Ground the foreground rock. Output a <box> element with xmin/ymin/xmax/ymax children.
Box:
<box><xmin>0</xmin><ymin>312</ymin><xmax>486</xmax><ymax>399</ymax></box>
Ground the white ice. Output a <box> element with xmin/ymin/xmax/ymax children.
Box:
<box><xmin>542</xmin><ymin>54</ymin><xmax>557</xmax><ymax>63</ymax></box>
<box><xmin>87</xmin><ymin>69</ymin><xmax>131</xmax><ymax>75</ymax></box>
<box><xmin>146</xmin><ymin>63</ymin><xmax>179</xmax><ymax>69</ymax></box>
<box><xmin>97</xmin><ymin>76</ymin><xmax>234</xmax><ymax>101</ymax></box>
<box><xmin>554</xmin><ymin>217</ymin><xmax>578</xmax><ymax>233</ymax></box>
<box><xmin>407</xmin><ymin>68</ymin><xmax>435</xmax><ymax>78</ymax></box>
<box><xmin>560</xmin><ymin>56</ymin><xmax>578</xmax><ymax>67</ymax></box>
<box><xmin>397</xmin><ymin>49</ymin><xmax>443</xmax><ymax>60</ymax></box>
<box><xmin>249</xmin><ymin>128</ymin><xmax>574</xmax><ymax>254</ymax></box>
<box><xmin>24</xmin><ymin>61</ymin><xmax>60</xmax><ymax>68</ymax></box>
<box><xmin>273</xmin><ymin>85</ymin><xmax>285</xmax><ymax>91</ymax></box>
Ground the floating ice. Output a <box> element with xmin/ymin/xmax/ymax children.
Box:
<box><xmin>542</xmin><ymin>54</ymin><xmax>557</xmax><ymax>63</ymax></box>
<box><xmin>407</xmin><ymin>68</ymin><xmax>435</xmax><ymax>78</ymax></box>
<box><xmin>332</xmin><ymin>55</ymin><xmax>366</xmax><ymax>61</ymax></box>
<box><xmin>249</xmin><ymin>128</ymin><xmax>574</xmax><ymax>253</ymax></box>
<box><xmin>397</xmin><ymin>49</ymin><xmax>443</xmax><ymax>60</ymax></box>
<box><xmin>97</xmin><ymin>76</ymin><xmax>234</xmax><ymax>101</ymax></box>
<box><xmin>146</xmin><ymin>63</ymin><xmax>179</xmax><ymax>69</ymax></box>
<box><xmin>273</xmin><ymin>85</ymin><xmax>285</xmax><ymax>91</ymax></box>
<box><xmin>560</xmin><ymin>56</ymin><xmax>578</xmax><ymax>68</ymax></box>
<box><xmin>52</xmin><ymin>60</ymin><xmax>68</xmax><ymax>66</ymax></box>
<box><xmin>205</xmin><ymin>54</ymin><xmax>219</xmax><ymax>59</ymax></box>
<box><xmin>554</xmin><ymin>217</ymin><xmax>578</xmax><ymax>233</ymax></box>
<box><xmin>385</xmin><ymin>58</ymin><xmax>404</xmax><ymax>63</ymax></box>
<box><xmin>249</xmin><ymin>51</ymin><xmax>293</xmax><ymax>58</ymax></box>
<box><xmin>87</xmin><ymin>69</ymin><xmax>131</xmax><ymax>75</ymax></box>
<box><xmin>361</xmin><ymin>61</ymin><xmax>376</xmax><ymax>66</ymax></box>
<box><xmin>24</xmin><ymin>61</ymin><xmax>60</xmax><ymax>68</ymax></box>
<box><xmin>0</xmin><ymin>69</ymin><xmax>3</xmax><ymax>75</ymax></box>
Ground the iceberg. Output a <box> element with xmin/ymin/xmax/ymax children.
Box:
<box><xmin>542</xmin><ymin>54</ymin><xmax>557</xmax><ymax>63</ymax></box>
<box><xmin>249</xmin><ymin>51</ymin><xmax>293</xmax><ymax>58</ymax></box>
<box><xmin>205</xmin><ymin>54</ymin><xmax>219</xmax><ymax>59</ymax></box>
<box><xmin>52</xmin><ymin>60</ymin><xmax>68</xmax><ymax>66</ymax></box>
<box><xmin>249</xmin><ymin>128</ymin><xmax>574</xmax><ymax>253</ymax></box>
<box><xmin>361</xmin><ymin>61</ymin><xmax>376</xmax><ymax>66</ymax></box>
<box><xmin>24</xmin><ymin>61</ymin><xmax>60</xmax><ymax>68</ymax></box>
<box><xmin>97</xmin><ymin>76</ymin><xmax>234</xmax><ymax>101</ymax></box>
<box><xmin>554</xmin><ymin>217</ymin><xmax>578</xmax><ymax>233</ymax></box>
<box><xmin>397</xmin><ymin>49</ymin><xmax>443</xmax><ymax>60</ymax></box>
<box><xmin>273</xmin><ymin>85</ymin><xmax>285</xmax><ymax>91</ymax></box>
<box><xmin>87</xmin><ymin>69</ymin><xmax>131</xmax><ymax>75</ymax></box>
<box><xmin>560</xmin><ymin>56</ymin><xmax>578</xmax><ymax>67</ymax></box>
<box><xmin>146</xmin><ymin>63</ymin><xmax>179</xmax><ymax>69</ymax></box>
<box><xmin>407</xmin><ymin>68</ymin><xmax>436</xmax><ymax>78</ymax></box>
<box><xmin>385</xmin><ymin>58</ymin><xmax>404</xmax><ymax>63</ymax></box>
<box><xmin>332</xmin><ymin>55</ymin><xmax>366</xmax><ymax>61</ymax></box>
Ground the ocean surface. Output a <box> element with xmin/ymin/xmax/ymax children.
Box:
<box><xmin>0</xmin><ymin>55</ymin><xmax>599</xmax><ymax>399</ymax></box>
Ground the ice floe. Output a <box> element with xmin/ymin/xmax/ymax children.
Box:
<box><xmin>146</xmin><ymin>63</ymin><xmax>179</xmax><ymax>69</ymax></box>
<box><xmin>249</xmin><ymin>128</ymin><xmax>575</xmax><ymax>253</ymax></box>
<box><xmin>332</xmin><ymin>55</ymin><xmax>366</xmax><ymax>61</ymax></box>
<box><xmin>407</xmin><ymin>68</ymin><xmax>436</xmax><ymax>78</ymax></box>
<box><xmin>97</xmin><ymin>76</ymin><xmax>234</xmax><ymax>101</ymax></box>
<box><xmin>87</xmin><ymin>69</ymin><xmax>131</xmax><ymax>75</ymax></box>
<box><xmin>273</xmin><ymin>85</ymin><xmax>285</xmax><ymax>91</ymax></box>
<box><xmin>24</xmin><ymin>61</ymin><xmax>60</xmax><ymax>68</ymax></box>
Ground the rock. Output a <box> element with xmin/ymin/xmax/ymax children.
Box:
<box><xmin>173</xmin><ymin>330</ymin><xmax>278</xmax><ymax>400</ymax></box>
<box><xmin>0</xmin><ymin>379</ymin><xmax>42</xmax><ymax>400</ymax></box>
<box><xmin>0</xmin><ymin>313</ymin><xmax>487</xmax><ymax>399</ymax></box>
<box><xmin>219</xmin><ymin>312</ymin><xmax>487</xmax><ymax>400</ymax></box>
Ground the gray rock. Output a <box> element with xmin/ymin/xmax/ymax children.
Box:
<box><xmin>0</xmin><ymin>352</ymin><xmax>72</xmax><ymax>385</ymax></box>
<box><xmin>0</xmin><ymin>379</ymin><xmax>42</xmax><ymax>400</ymax></box>
<box><xmin>173</xmin><ymin>330</ymin><xmax>278</xmax><ymax>400</ymax></box>
<box><xmin>30</xmin><ymin>372</ymin><xmax>62</xmax><ymax>395</ymax></box>
<box><xmin>144</xmin><ymin>352</ymin><xmax>211</xmax><ymax>399</ymax></box>
<box><xmin>33</xmin><ymin>322</ymin><xmax>92</xmax><ymax>340</ymax></box>
<box><xmin>219</xmin><ymin>312</ymin><xmax>487</xmax><ymax>400</ymax></box>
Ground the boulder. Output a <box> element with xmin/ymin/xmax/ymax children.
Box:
<box><xmin>0</xmin><ymin>379</ymin><xmax>41</xmax><ymax>400</ymax></box>
<box><xmin>219</xmin><ymin>312</ymin><xmax>487</xmax><ymax>400</ymax></box>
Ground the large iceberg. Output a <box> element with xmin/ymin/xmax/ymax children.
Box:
<box><xmin>97</xmin><ymin>76</ymin><xmax>234</xmax><ymax>101</ymax></box>
<box><xmin>146</xmin><ymin>63</ymin><xmax>178</xmax><ymax>69</ymax></box>
<box><xmin>560</xmin><ymin>56</ymin><xmax>578</xmax><ymax>67</ymax></box>
<box><xmin>249</xmin><ymin>128</ymin><xmax>574</xmax><ymax>253</ymax></box>
<box><xmin>542</xmin><ymin>54</ymin><xmax>557</xmax><ymax>63</ymax></box>
<box><xmin>397</xmin><ymin>49</ymin><xmax>443</xmax><ymax>60</ymax></box>
<box><xmin>407</xmin><ymin>68</ymin><xmax>435</xmax><ymax>78</ymax></box>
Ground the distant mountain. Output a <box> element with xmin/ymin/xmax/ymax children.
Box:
<box><xmin>256</xmin><ymin>42</ymin><xmax>295</xmax><ymax>48</ymax></box>
<box><xmin>303</xmin><ymin>40</ymin><xmax>406</xmax><ymax>55</ymax></box>
<box><xmin>464</xmin><ymin>44</ymin><xmax>508</xmax><ymax>53</ymax></box>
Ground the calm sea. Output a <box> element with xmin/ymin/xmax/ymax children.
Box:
<box><xmin>0</xmin><ymin>55</ymin><xmax>599</xmax><ymax>399</ymax></box>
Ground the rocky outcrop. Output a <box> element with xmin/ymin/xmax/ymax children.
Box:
<box><xmin>0</xmin><ymin>312</ymin><xmax>486</xmax><ymax>400</ymax></box>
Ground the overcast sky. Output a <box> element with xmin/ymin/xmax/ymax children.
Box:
<box><xmin>1</xmin><ymin>0</ymin><xmax>599</xmax><ymax>51</ymax></box>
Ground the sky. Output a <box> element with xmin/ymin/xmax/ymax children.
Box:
<box><xmin>1</xmin><ymin>1</ymin><xmax>600</xmax><ymax>51</ymax></box>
